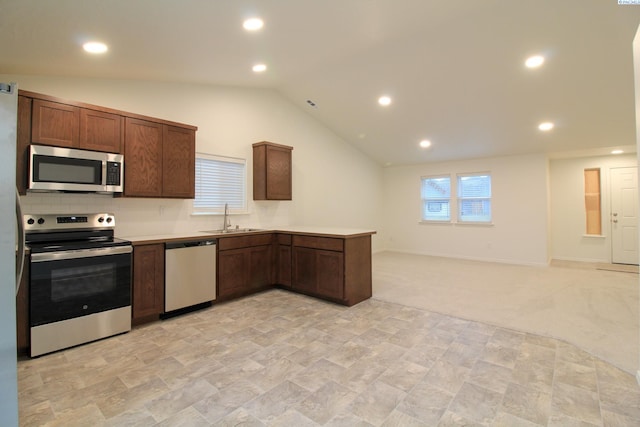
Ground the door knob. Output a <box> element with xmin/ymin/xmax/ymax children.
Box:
<box><xmin>613</xmin><ymin>213</ymin><xmax>618</xmax><ymax>216</ymax></box>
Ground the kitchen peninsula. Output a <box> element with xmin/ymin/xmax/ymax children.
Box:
<box><xmin>123</xmin><ymin>227</ymin><xmax>376</xmax><ymax>325</ymax></box>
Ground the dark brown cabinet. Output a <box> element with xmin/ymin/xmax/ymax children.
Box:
<box><xmin>132</xmin><ymin>244</ymin><xmax>165</xmax><ymax>323</ymax></box>
<box><xmin>253</xmin><ymin>141</ymin><xmax>293</xmax><ymax>200</ymax></box>
<box><xmin>124</xmin><ymin>118</ymin><xmax>163</xmax><ymax>197</ymax></box>
<box><xmin>162</xmin><ymin>125</ymin><xmax>195</xmax><ymax>198</ymax></box>
<box><xmin>30</xmin><ymin>98</ymin><xmax>124</xmax><ymax>153</ymax></box>
<box><xmin>292</xmin><ymin>234</ymin><xmax>371</xmax><ymax>306</ymax></box>
<box><xmin>124</xmin><ymin>118</ymin><xmax>196</xmax><ymax>198</ymax></box>
<box><xmin>275</xmin><ymin>233</ymin><xmax>292</xmax><ymax>287</ymax></box>
<box><xmin>217</xmin><ymin>234</ymin><xmax>274</xmax><ymax>300</ymax></box>
<box><xmin>31</xmin><ymin>99</ymin><xmax>80</xmax><ymax>148</ymax></box>
<box><xmin>16</xmin><ymin>90</ymin><xmax>197</xmax><ymax>199</ymax></box>
<box><xmin>80</xmin><ymin>108</ymin><xmax>123</xmax><ymax>153</ymax></box>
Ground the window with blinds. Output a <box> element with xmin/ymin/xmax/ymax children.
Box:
<box><xmin>193</xmin><ymin>153</ymin><xmax>247</xmax><ymax>214</ymax></box>
<box><xmin>421</xmin><ymin>175</ymin><xmax>452</xmax><ymax>221</ymax></box>
<box><xmin>457</xmin><ymin>173</ymin><xmax>492</xmax><ymax>223</ymax></box>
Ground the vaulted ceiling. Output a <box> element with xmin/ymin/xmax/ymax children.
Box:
<box><xmin>2</xmin><ymin>0</ymin><xmax>640</xmax><ymax>165</ymax></box>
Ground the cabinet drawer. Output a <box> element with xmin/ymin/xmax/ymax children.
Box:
<box><xmin>292</xmin><ymin>235</ymin><xmax>343</xmax><ymax>252</ymax></box>
<box><xmin>218</xmin><ymin>233</ymin><xmax>274</xmax><ymax>251</ymax></box>
<box><xmin>276</xmin><ymin>233</ymin><xmax>292</xmax><ymax>245</ymax></box>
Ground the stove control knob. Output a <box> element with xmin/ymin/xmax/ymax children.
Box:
<box><xmin>106</xmin><ymin>217</ymin><xmax>113</xmax><ymax>223</ymax></box>
<box><xmin>98</xmin><ymin>217</ymin><xmax>104</xmax><ymax>223</ymax></box>
<box><xmin>27</xmin><ymin>218</ymin><xmax>35</xmax><ymax>225</ymax></box>
<box><xmin>37</xmin><ymin>218</ymin><xmax>45</xmax><ymax>225</ymax></box>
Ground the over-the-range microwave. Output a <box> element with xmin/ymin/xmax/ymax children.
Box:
<box><xmin>28</xmin><ymin>144</ymin><xmax>124</xmax><ymax>193</ymax></box>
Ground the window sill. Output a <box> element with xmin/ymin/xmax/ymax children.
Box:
<box><xmin>583</xmin><ymin>234</ymin><xmax>606</xmax><ymax>238</ymax></box>
<box><xmin>454</xmin><ymin>221</ymin><xmax>494</xmax><ymax>227</ymax></box>
<box><xmin>191</xmin><ymin>210</ymin><xmax>250</xmax><ymax>216</ymax></box>
<box><xmin>419</xmin><ymin>220</ymin><xmax>453</xmax><ymax>225</ymax></box>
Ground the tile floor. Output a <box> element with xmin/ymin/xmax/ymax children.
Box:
<box><xmin>18</xmin><ymin>290</ymin><xmax>640</xmax><ymax>426</ymax></box>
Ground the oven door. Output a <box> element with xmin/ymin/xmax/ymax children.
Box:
<box><xmin>29</xmin><ymin>246</ymin><xmax>132</xmax><ymax>327</ymax></box>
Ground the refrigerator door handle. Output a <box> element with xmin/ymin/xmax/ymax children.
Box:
<box><xmin>15</xmin><ymin>188</ymin><xmax>25</xmax><ymax>295</ymax></box>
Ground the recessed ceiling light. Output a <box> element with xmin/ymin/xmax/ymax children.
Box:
<box><xmin>611</xmin><ymin>149</ymin><xmax>624</xmax><ymax>155</ymax></box>
<box><xmin>525</xmin><ymin>55</ymin><xmax>545</xmax><ymax>68</ymax></box>
<box><xmin>252</xmin><ymin>63</ymin><xmax>267</xmax><ymax>73</ymax></box>
<box><xmin>378</xmin><ymin>96</ymin><xmax>392</xmax><ymax>106</ymax></box>
<box><xmin>83</xmin><ymin>41</ymin><xmax>108</xmax><ymax>54</ymax></box>
<box><xmin>243</xmin><ymin>17</ymin><xmax>264</xmax><ymax>31</ymax></box>
<box><xmin>419</xmin><ymin>140</ymin><xmax>432</xmax><ymax>148</ymax></box>
<box><xmin>538</xmin><ymin>122</ymin><xmax>554</xmax><ymax>131</ymax></box>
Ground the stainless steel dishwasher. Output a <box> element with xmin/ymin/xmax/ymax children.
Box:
<box><xmin>165</xmin><ymin>238</ymin><xmax>217</xmax><ymax>314</ymax></box>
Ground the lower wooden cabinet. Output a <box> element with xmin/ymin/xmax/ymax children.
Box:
<box><xmin>132</xmin><ymin>243</ymin><xmax>164</xmax><ymax>323</ymax></box>
<box><xmin>16</xmin><ymin>256</ymin><xmax>30</xmax><ymax>355</ymax></box>
<box><xmin>291</xmin><ymin>234</ymin><xmax>371</xmax><ymax>306</ymax></box>
<box><xmin>217</xmin><ymin>234</ymin><xmax>273</xmax><ymax>300</ymax></box>
<box><xmin>275</xmin><ymin>233</ymin><xmax>292</xmax><ymax>287</ymax></box>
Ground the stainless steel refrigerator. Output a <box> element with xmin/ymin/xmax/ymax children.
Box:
<box><xmin>0</xmin><ymin>82</ymin><xmax>19</xmax><ymax>425</ymax></box>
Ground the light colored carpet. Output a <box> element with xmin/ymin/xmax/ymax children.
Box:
<box><xmin>372</xmin><ymin>251</ymin><xmax>639</xmax><ymax>375</ymax></box>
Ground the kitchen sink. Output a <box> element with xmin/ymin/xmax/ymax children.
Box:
<box><xmin>201</xmin><ymin>228</ymin><xmax>263</xmax><ymax>234</ymax></box>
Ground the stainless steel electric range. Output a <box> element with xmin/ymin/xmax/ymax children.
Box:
<box><xmin>24</xmin><ymin>213</ymin><xmax>132</xmax><ymax>357</ymax></box>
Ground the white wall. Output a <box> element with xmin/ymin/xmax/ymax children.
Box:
<box><xmin>550</xmin><ymin>154</ymin><xmax>637</xmax><ymax>263</ymax></box>
<box><xmin>3</xmin><ymin>75</ymin><xmax>384</xmax><ymax>251</ymax></box>
<box><xmin>382</xmin><ymin>153</ymin><xmax>550</xmax><ymax>266</ymax></box>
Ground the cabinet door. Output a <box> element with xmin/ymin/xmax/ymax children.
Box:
<box><xmin>277</xmin><ymin>244</ymin><xmax>292</xmax><ymax>287</ymax></box>
<box><xmin>249</xmin><ymin>245</ymin><xmax>272</xmax><ymax>290</ymax></box>
<box><xmin>124</xmin><ymin>118</ymin><xmax>163</xmax><ymax>197</ymax></box>
<box><xmin>293</xmin><ymin>247</ymin><xmax>344</xmax><ymax>300</ymax></box>
<box><xmin>31</xmin><ymin>99</ymin><xmax>80</xmax><ymax>148</ymax></box>
<box><xmin>316</xmin><ymin>250</ymin><xmax>344</xmax><ymax>299</ymax></box>
<box><xmin>80</xmin><ymin>109</ymin><xmax>123</xmax><ymax>153</ymax></box>
<box><xmin>292</xmin><ymin>246</ymin><xmax>317</xmax><ymax>294</ymax></box>
<box><xmin>218</xmin><ymin>248</ymin><xmax>250</xmax><ymax>299</ymax></box>
<box><xmin>132</xmin><ymin>244</ymin><xmax>164</xmax><ymax>320</ymax></box>
<box><xmin>265</xmin><ymin>145</ymin><xmax>292</xmax><ymax>200</ymax></box>
<box><xmin>162</xmin><ymin>125</ymin><xmax>195</xmax><ymax>198</ymax></box>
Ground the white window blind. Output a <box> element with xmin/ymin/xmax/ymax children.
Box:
<box><xmin>457</xmin><ymin>173</ymin><xmax>491</xmax><ymax>223</ymax></box>
<box><xmin>421</xmin><ymin>175</ymin><xmax>451</xmax><ymax>221</ymax></box>
<box><xmin>193</xmin><ymin>153</ymin><xmax>246</xmax><ymax>214</ymax></box>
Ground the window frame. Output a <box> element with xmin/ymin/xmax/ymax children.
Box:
<box><xmin>192</xmin><ymin>152</ymin><xmax>248</xmax><ymax>215</ymax></box>
<box><xmin>456</xmin><ymin>172</ymin><xmax>492</xmax><ymax>224</ymax></box>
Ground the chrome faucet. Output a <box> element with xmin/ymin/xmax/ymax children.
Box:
<box><xmin>223</xmin><ymin>203</ymin><xmax>231</xmax><ymax>231</ymax></box>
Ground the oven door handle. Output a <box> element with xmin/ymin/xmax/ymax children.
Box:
<box><xmin>30</xmin><ymin>245</ymin><xmax>133</xmax><ymax>262</ymax></box>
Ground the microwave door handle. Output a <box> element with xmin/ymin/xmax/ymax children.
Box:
<box><xmin>102</xmin><ymin>159</ymin><xmax>107</xmax><ymax>186</ymax></box>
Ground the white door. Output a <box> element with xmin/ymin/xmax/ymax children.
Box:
<box><xmin>610</xmin><ymin>167</ymin><xmax>639</xmax><ymax>265</ymax></box>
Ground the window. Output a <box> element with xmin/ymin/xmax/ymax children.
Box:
<box><xmin>421</xmin><ymin>175</ymin><xmax>451</xmax><ymax>221</ymax></box>
<box><xmin>584</xmin><ymin>168</ymin><xmax>601</xmax><ymax>235</ymax></box>
<box><xmin>193</xmin><ymin>153</ymin><xmax>247</xmax><ymax>214</ymax></box>
<box><xmin>457</xmin><ymin>173</ymin><xmax>492</xmax><ymax>223</ymax></box>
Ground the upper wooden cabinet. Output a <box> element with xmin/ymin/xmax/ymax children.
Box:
<box><xmin>31</xmin><ymin>99</ymin><xmax>80</xmax><ymax>148</ymax></box>
<box><xmin>80</xmin><ymin>108</ymin><xmax>124</xmax><ymax>153</ymax></box>
<box><xmin>31</xmin><ymin>99</ymin><xmax>123</xmax><ymax>153</ymax></box>
<box><xmin>162</xmin><ymin>125</ymin><xmax>195</xmax><ymax>198</ymax></box>
<box><xmin>16</xmin><ymin>90</ymin><xmax>197</xmax><ymax>198</ymax></box>
<box><xmin>124</xmin><ymin>118</ymin><xmax>196</xmax><ymax>198</ymax></box>
<box><xmin>253</xmin><ymin>141</ymin><xmax>293</xmax><ymax>200</ymax></box>
<box><xmin>124</xmin><ymin>118</ymin><xmax>163</xmax><ymax>197</ymax></box>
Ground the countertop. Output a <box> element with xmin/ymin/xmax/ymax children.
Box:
<box><xmin>120</xmin><ymin>226</ymin><xmax>376</xmax><ymax>245</ymax></box>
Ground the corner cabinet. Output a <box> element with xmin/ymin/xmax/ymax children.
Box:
<box><xmin>253</xmin><ymin>141</ymin><xmax>293</xmax><ymax>200</ymax></box>
<box><xmin>132</xmin><ymin>243</ymin><xmax>165</xmax><ymax>324</ymax></box>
